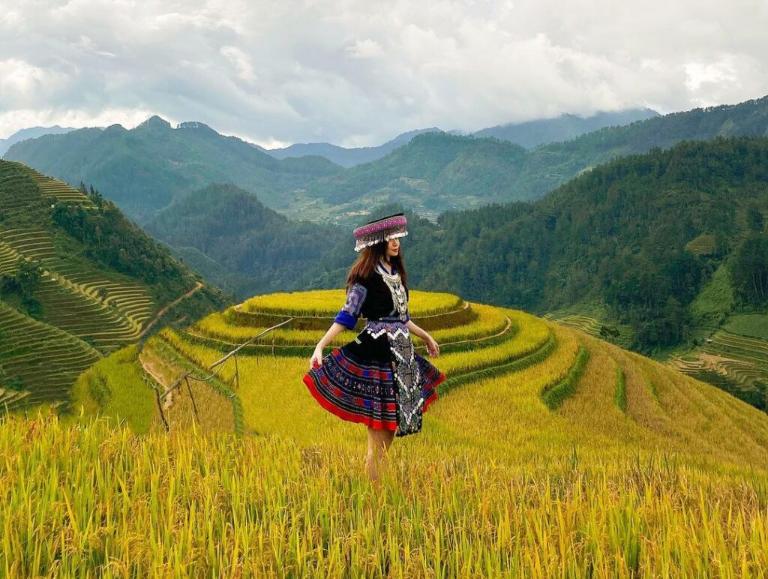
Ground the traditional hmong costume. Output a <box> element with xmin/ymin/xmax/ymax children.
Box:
<box><xmin>302</xmin><ymin>213</ymin><xmax>447</xmax><ymax>437</ymax></box>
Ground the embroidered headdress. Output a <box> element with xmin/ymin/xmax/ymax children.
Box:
<box><xmin>353</xmin><ymin>212</ymin><xmax>408</xmax><ymax>252</ymax></box>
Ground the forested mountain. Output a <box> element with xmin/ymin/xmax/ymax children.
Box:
<box><xmin>0</xmin><ymin>160</ymin><xmax>228</xmax><ymax>411</ymax></box>
<box><xmin>401</xmin><ymin>138</ymin><xmax>767</xmax><ymax>347</ymax></box>
<box><xmin>6</xmin><ymin>96</ymin><xmax>767</xmax><ymax>227</ymax></box>
<box><xmin>4</xmin><ymin>116</ymin><xmax>341</xmax><ymax>224</ymax></box>
<box><xmin>263</xmin><ymin>128</ymin><xmax>442</xmax><ymax>167</ymax></box>
<box><xmin>145</xmin><ymin>183</ymin><xmax>348</xmax><ymax>298</ymax></box>
<box><xmin>262</xmin><ymin>109</ymin><xmax>656</xmax><ymax>166</ymax></box>
<box><xmin>472</xmin><ymin>108</ymin><xmax>659</xmax><ymax>148</ymax></box>
<box><xmin>0</xmin><ymin>125</ymin><xmax>76</xmax><ymax>156</ymax></box>
<box><xmin>299</xmin><ymin>95</ymin><xmax>768</xmax><ymax>224</ymax></box>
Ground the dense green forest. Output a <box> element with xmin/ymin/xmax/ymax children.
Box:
<box><xmin>145</xmin><ymin>183</ymin><xmax>349</xmax><ymax>298</ymax></box>
<box><xmin>402</xmin><ymin>137</ymin><xmax>768</xmax><ymax>354</ymax></box>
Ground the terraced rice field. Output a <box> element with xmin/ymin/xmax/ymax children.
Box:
<box><xmin>24</xmin><ymin>167</ymin><xmax>97</xmax><ymax>207</ymax></box>
<box><xmin>98</xmin><ymin>289</ymin><xmax>768</xmax><ymax>475</ymax></box>
<box><xmin>543</xmin><ymin>311</ymin><xmax>634</xmax><ymax>348</ymax></box>
<box><xmin>0</xmin><ymin>301</ymin><xmax>100</xmax><ymax>408</ymax></box>
<box><xmin>669</xmin><ymin>328</ymin><xmax>768</xmax><ymax>408</ymax></box>
<box><xmin>0</xmin><ymin>161</ymin><xmax>157</xmax><ymax>411</ymax></box>
<box><xmin>13</xmin><ymin>288</ymin><xmax>768</xmax><ymax>576</ymax></box>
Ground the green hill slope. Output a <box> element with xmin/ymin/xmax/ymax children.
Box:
<box><xmin>144</xmin><ymin>183</ymin><xmax>348</xmax><ymax>298</ymax></box>
<box><xmin>0</xmin><ymin>160</ymin><xmax>229</xmax><ymax>410</ymax></box>
<box><xmin>292</xmin><ymin>94</ymin><xmax>768</xmax><ymax>224</ymax></box>
<box><xmin>7</xmin><ymin>96</ymin><xmax>767</xmax><ymax>226</ymax></box>
<box><xmin>4</xmin><ymin>116</ymin><xmax>341</xmax><ymax>223</ymax></box>
<box><xmin>6</xmin><ymin>288</ymin><xmax>767</xmax><ymax>575</ymax></box>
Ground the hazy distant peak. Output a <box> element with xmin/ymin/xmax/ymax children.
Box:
<box><xmin>136</xmin><ymin>115</ymin><xmax>172</xmax><ymax>130</ymax></box>
<box><xmin>177</xmin><ymin>121</ymin><xmax>217</xmax><ymax>133</ymax></box>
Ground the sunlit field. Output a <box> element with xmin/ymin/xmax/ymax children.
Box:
<box><xmin>3</xmin><ymin>290</ymin><xmax>768</xmax><ymax>576</ymax></box>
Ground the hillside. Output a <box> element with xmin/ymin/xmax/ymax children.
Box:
<box><xmin>264</xmin><ymin>127</ymin><xmax>443</xmax><ymax>167</ymax></box>
<box><xmin>0</xmin><ymin>125</ymin><xmax>76</xmax><ymax>156</ymax></box>
<box><xmin>144</xmin><ymin>183</ymin><xmax>348</xmax><ymax>299</ymax></box>
<box><xmin>7</xmin><ymin>96</ymin><xmax>767</xmax><ymax>227</ymax></box>
<box><xmin>132</xmin><ymin>136</ymin><xmax>768</xmax><ymax>412</ymax></box>
<box><xmin>291</xmin><ymin>94</ymin><xmax>768</xmax><ymax>224</ymax></box>
<box><xmin>4</xmin><ymin>288</ymin><xmax>767</xmax><ymax>575</ymax></box>
<box><xmin>3</xmin><ymin>116</ymin><xmax>341</xmax><ymax>223</ymax></box>
<box><xmin>473</xmin><ymin>108</ymin><xmax>659</xmax><ymax>148</ymax></box>
<box><xmin>0</xmin><ymin>160</ymin><xmax>229</xmax><ymax>411</ymax></box>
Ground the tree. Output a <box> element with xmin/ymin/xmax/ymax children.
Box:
<box><xmin>729</xmin><ymin>233</ymin><xmax>768</xmax><ymax>306</ymax></box>
<box><xmin>746</xmin><ymin>204</ymin><xmax>764</xmax><ymax>233</ymax></box>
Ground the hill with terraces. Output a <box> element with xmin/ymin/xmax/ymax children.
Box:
<box><xmin>6</xmin><ymin>287</ymin><xmax>761</xmax><ymax>575</ymax></box>
<box><xmin>73</xmin><ymin>289</ymin><xmax>768</xmax><ymax>472</ymax></box>
<box><xmin>0</xmin><ymin>160</ymin><xmax>228</xmax><ymax>412</ymax></box>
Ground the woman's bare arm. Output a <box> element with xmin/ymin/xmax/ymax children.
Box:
<box><xmin>310</xmin><ymin>322</ymin><xmax>350</xmax><ymax>369</ymax></box>
<box><xmin>406</xmin><ymin>319</ymin><xmax>429</xmax><ymax>341</ymax></box>
<box><xmin>407</xmin><ymin>319</ymin><xmax>440</xmax><ymax>356</ymax></box>
<box><xmin>317</xmin><ymin>322</ymin><xmax>349</xmax><ymax>349</ymax></box>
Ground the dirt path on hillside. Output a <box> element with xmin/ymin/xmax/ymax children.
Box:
<box><xmin>139</xmin><ymin>281</ymin><xmax>204</xmax><ymax>339</ymax></box>
<box><xmin>139</xmin><ymin>346</ymin><xmax>184</xmax><ymax>411</ymax></box>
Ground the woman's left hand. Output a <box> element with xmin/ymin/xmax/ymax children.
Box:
<box><xmin>425</xmin><ymin>335</ymin><xmax>440</xmax><ymax>357</ymax></box>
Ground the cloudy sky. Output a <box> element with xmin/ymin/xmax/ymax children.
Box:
<box><xmin>1</xmin><ymin>0</ymin><xmax>767</xmax><ymax>148</ymax></box>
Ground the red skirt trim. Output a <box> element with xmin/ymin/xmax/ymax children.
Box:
<box><xmin>303</xmin><ymin>373</ymin><xmax>399</xmax><ymax>430</ymax></box>
<box><xmin>303</xmin><ymin>368</ymin><xmax>447</xmax><ymax>432</ymax></box>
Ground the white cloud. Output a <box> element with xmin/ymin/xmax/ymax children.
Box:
<box><xmin>345</xmin><ymin>39</ymin><xmax>384</xmax><ymax>59</ymax></box>
<box><xmin>0</xmin><ymin>0</ymin><xmax>766</xmax><ymax>145</ymax></box>
<box><xmin>220</xmin><ymin>45</ymin><xmax>257</xmax><ymax>83</ymax></box>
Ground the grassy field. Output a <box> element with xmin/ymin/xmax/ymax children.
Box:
<box><xmin>4</xmin><ymin>289</ymin><xmax>767</xmax><ymax>575</ymax></box>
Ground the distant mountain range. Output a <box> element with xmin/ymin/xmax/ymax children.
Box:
<box><xmin>0</xmin><ymin>126</ymin><xmax>76</xmax><ymax>156</ymax></box>
<box><xmin>260</xmin><ymin>128</ymin><xmax>444</xmax><ymax>167</ymax></box>
<box><xmin>4</xmin><ymin>115</ymin><xmax>342</xmax><ymax>223</ymax></box>
<box><xmin>260</xmin><ymin>109</ymin><xmax>658</xmax><ymax>167</ymax></box>
<box><xmin>473</xmin><ymin>108</ymin><xmax>659</xmax><ymax>148</ymax></box>
<box><xmin>5</xmin><ymin>97</ymin><xmax>766</xmax><ymax>226</ymax></box>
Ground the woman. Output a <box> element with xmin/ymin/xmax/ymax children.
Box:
<box><xmin>302</xmin><ymin>212</ymin><xmax>446</xmax><ymax>484</ymax></box>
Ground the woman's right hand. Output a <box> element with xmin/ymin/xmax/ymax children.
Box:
<box><xmin>309</xmin><ymin>345</ymin><xmax>324</xmax><ymax>370</ymax></box>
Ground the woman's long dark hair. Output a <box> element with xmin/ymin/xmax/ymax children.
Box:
<box><xmin>346</xmin><ymin>240</ymin><xmax>408</xmax><ymax>288</ymax></box>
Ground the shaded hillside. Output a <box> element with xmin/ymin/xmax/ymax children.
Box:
<box><xmin>473</xmin><ymin>108</ymin><xmax>659</xmax><ymax>148</ymax></box>
<box><xmin>404</xmin><ymin>138</ymin><xmax>767</xmax><ymax>344</ymax></box>
<box><xmin>264</xmin><ymin>127</ymin><xmax>442</xmax><ymax>167</ymax></box>
<box><xmin>144</xmin><ymin>183</ymin><xmax>348</xmax><ymax>298</ymax></box>
<box><xmin>0</xmin><ymin>160</ymin><xmax>229</xmax><ymax>410</ymax></box>
<box><xmin>4</xmin><ymin>116</ymin><xmax>341</xmax><ymax>223</ymax></box>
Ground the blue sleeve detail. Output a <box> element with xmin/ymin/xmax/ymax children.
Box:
<box><xmin>334</xmin><ymin>283</ymin><xmax>367</xmax><ymax>330</ymax></box>
<box><xmin>334</xmin><ymin>310</ymin><xmax>357</xmax><ymax>330</ymax></box>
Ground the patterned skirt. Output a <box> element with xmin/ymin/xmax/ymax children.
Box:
<box><xmin>302</xmin><ymin>321</ymin><xmax>446</xmax><ymax>436</ymax></box>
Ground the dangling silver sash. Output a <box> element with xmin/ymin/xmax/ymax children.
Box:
<box><xmin>365</xmin><ymin>262</ymin><xmax>424</xmax><ymax>437</ymax></box>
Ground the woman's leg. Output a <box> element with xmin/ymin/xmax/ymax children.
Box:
<box><xmin>365</xmin><ymin>426</ymin><xmax>395</xmax><ymax>485</ymax></box>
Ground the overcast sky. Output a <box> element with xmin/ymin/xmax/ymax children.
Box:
<box><xmin>1</xmin><ymin>0</ymin><xmax>767</xmax><ymax>148</ymax></box>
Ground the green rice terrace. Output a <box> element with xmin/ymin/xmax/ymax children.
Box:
<box><xmin>668</xmin><ymin>314</ymin><xmax>768</xmax><ymax>412</ymax></box>
<box><xmin>0</xmin><ymin>160</ymin><xmax>218</xmax><ymax>412</ymax></box>
<box><xmin>4</xmin><ymin>287</ymin><xmax>768</xmax><ymax>575</ymax></box>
